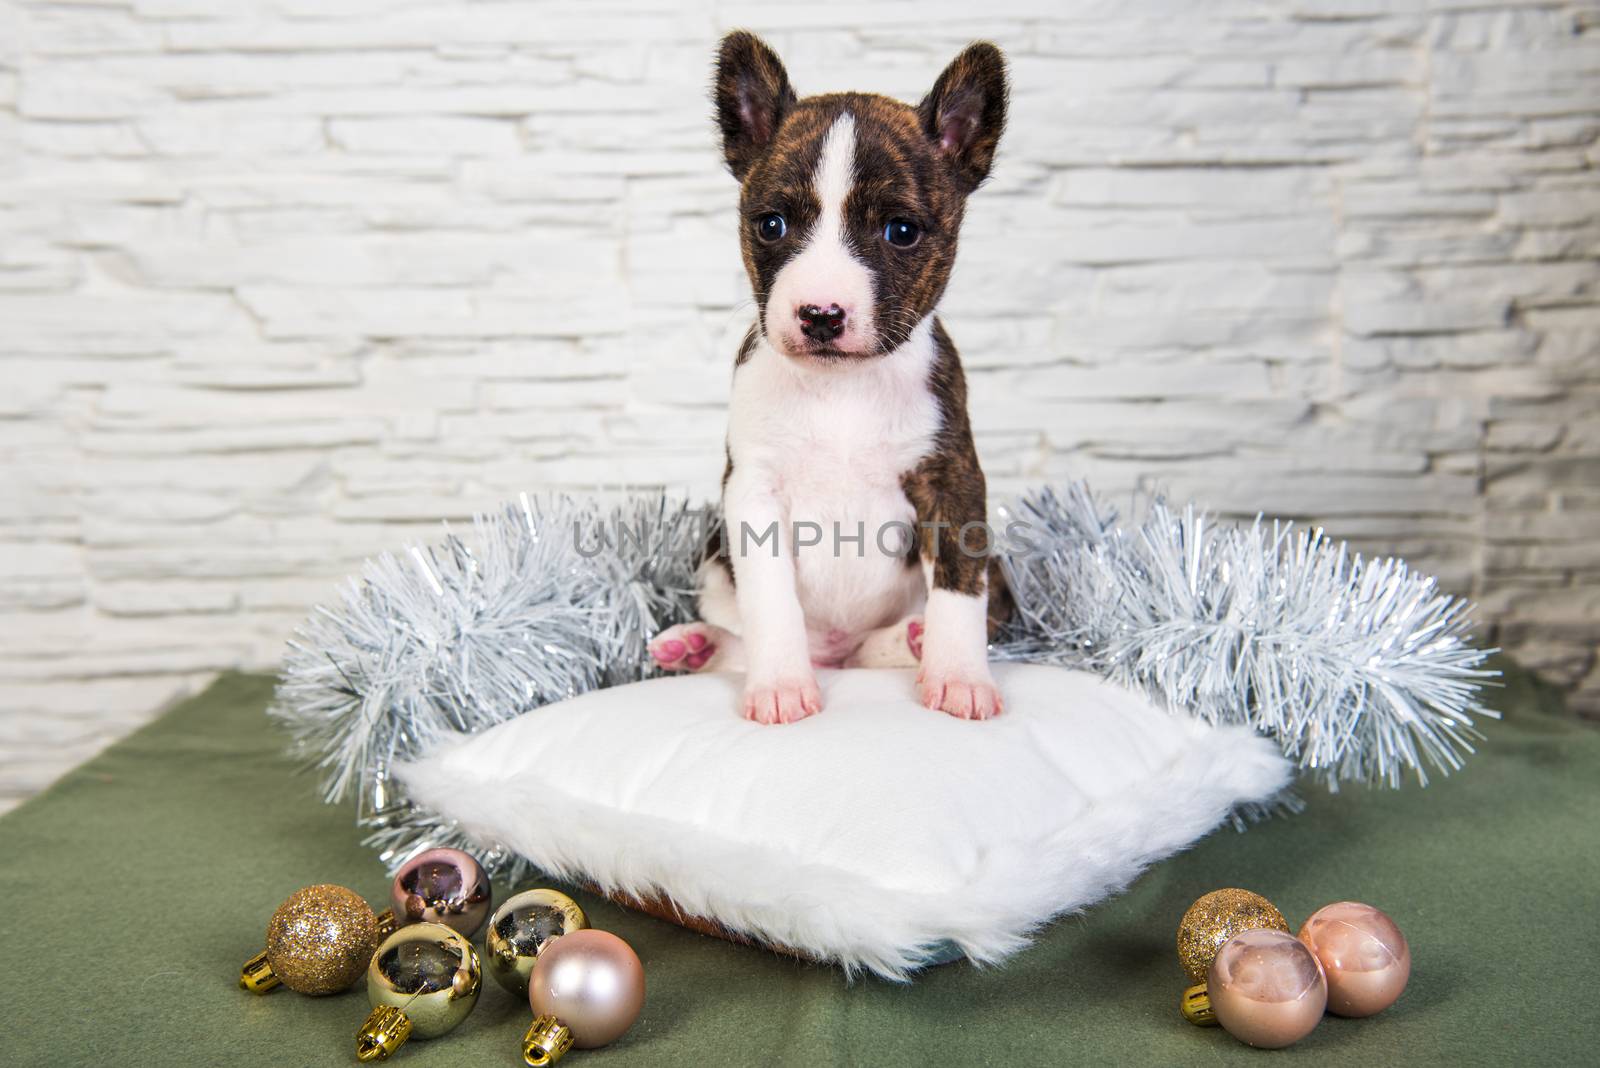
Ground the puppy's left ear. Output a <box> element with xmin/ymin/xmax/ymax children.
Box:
<box><xmin>713</xmin><ymin>31</ymin><xmax>798</xmax><ymax>180</ymax></box>
<box><xmin>918</xmin><ymin>42</ymin><xmax>1009</xmax><ymax>195</ymax></box>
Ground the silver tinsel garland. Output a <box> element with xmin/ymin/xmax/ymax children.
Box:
<box><xmin>271</xmin><ymin>481</ymin><xmax>1497</xmax><ymax>875</ymax></box>
<box><xmin>992</xmin><ymin>483</ymin><xmax>1497</xmax><ymax>789</ymax></box>
<box><xmin>273</xmin><ymin>492</ymin><xmax>707</xmax><ymax>874</ymax></box>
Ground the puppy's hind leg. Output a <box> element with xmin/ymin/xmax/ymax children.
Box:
<box><xmin>648</xmin><ymin>553</ymin><xmax>747</xmax><ymax>673</ymax></box>
<box><xmin>844</xmin><ymin>617</ymin><xmax>923</xmax><ymax>668</ymax></box>
<box><xmin>648</xmin><ymin>621</ymin><xmax>744</xmax><ymax>672</ymax></box>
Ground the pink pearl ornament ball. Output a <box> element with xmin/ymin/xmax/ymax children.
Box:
<box><xmin>1207</xmin><ymin>928</ymin><xmax>1329</xmax><ymax>1049</ymax></box>
<box><xmin>1297</xmin><ymin>901</ymin><xmax>1411</xmax><ymax>1017</ymax></box>
<box><xmin>521</xmin><ymin>929</ymin><xmax>645</xmax><ymax>1065</ymax></box>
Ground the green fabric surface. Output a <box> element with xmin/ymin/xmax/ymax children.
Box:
<box><xmin>4</xmin><ymin>668</ymin><xmax>1597</xmax><ymax>1067</ymax></box>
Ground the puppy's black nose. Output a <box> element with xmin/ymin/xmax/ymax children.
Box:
<box><xmin>797</xmin><ymin>303</ymin><xmax>846</xmax><ymax>342</ymax></box>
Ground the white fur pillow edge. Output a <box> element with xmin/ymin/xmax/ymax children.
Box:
<box><xmin>399</xmin><ymin>665</ymin><xmax>1290</xmax><ymax>979</ymax></box>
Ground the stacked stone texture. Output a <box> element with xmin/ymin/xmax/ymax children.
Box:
<box><xmin>1</xmin><ymin>1</ymin><xmax>1597</xmax><ymax>810</ymax></box>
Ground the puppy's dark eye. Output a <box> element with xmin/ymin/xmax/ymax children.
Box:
<box><xmin>756</xmin><ymin>213</ymin><xmax>787</xmax><ymax>243</ymax></box>
<box><xmin>883</xmin><ymin>219</ymin><xmax>921</xmax><ymax>248</ymax></box>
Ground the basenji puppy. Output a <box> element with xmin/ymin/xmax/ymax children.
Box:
<box><xmin>649</xmin><ymin>31</ymin><xmax>1011</xmax><ymax>724</ymax></box>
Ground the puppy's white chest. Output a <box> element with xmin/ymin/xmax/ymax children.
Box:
<box><xmin>770</xmin><ymin>393</ymin><xmax>926</xmax><ymax>506</ymax></box>
<box><xmin>727</xmin><ymin>333</ymin><xmax>942</xmax><ymax>638</ymax></box>
<box><xmin>729</xmin><ymin>335</ymin><xmax>941</xmax><ymax>512</ymax></box>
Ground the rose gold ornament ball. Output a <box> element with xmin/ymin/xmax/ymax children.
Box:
<box><xmin>1298</xmin><ymin>901</ymin><xmax>1411</xmax><ymax>1017</ymax></box>
<box><xmin>1208</xmin><ymin>928</ymin><xmax>1328</xmax><ymax>1049</ymax></box>
<box><xmin>390</xmin><ymin>847</ymin><xmax>492</xmax><ymax>937</ymax></box>
<box><xmin>528</xmin><ymin>929</ymin><xmax>645</xmax><ymax>1049</ymax></box>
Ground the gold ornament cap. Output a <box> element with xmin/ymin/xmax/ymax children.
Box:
<box><xmin>238</xmin><ymin>951</ymin><xmax>280</xmax><ymax>993</ymax></box>
<box><xmin>1176</xmin><ymin>887</ymin><xmax>1289</xmax><ymax>984</ymax></box>
<box><xmin>1181</xmin><ymin>982</ymin><xmax>1217</xmax><ymax>1026</ymax></box>
<box><xmin>523</xmin><ymin>1015</ymin><xmax>575</xmax><ymax>1066</ymax></box>
<box><xmin>356</xmin><ymin>1004</ymin><xmax>414</xmax><ymax>1062</ymax></box>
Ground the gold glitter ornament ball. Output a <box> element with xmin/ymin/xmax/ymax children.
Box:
<box><xmin>1176</xmin><ymin>888</ymin><xmax>1289</xmax><ymax>984</ymax></box>
<box><xmin>263</xmin><ymin>884</ymin><xmax>383</xmax><ymax>995</ymax></box>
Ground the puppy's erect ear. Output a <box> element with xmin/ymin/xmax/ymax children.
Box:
<box><xmin>713</xmin><ymin>31</ymin><xmax>797</xmax><ymax>180</ymax></box>
<box><xmin>917</xmin><ymin>42</ymin><xmax>1009</xmax><ymax>195</ymax></box>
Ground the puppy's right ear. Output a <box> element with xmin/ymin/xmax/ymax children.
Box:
<box><xmin>713</xmin><ymin>31</ymin><xmax>796</xmax><ymax>180</ymax></box>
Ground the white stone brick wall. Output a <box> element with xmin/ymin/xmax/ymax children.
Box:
<box><xmin>2</xmin><ymin>0</ymin><xmax>1597</xmax><ymax>810</ymax></box>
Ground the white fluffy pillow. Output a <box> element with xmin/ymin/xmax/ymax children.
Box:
<box><xmin>399</xmin><ymin>663</ymin><xmax>1289</xmax><ymax>978</ymax></box>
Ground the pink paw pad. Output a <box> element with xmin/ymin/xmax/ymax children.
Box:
<box><xmin>906</xmin><ymin>620</ymin><xmax>925</xmax><ymax>660</ymax></box>
<box><xmin>648</xmin><ymin>625</ymin><xmax>718</xmax><ymax>673</ymax></box>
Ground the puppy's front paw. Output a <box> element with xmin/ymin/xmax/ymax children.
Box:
<box><xmin>742</xmin><ymin>676</ymin><xmax>822</xmax><ymax>725</ymax></box>
<box><xmin>917</xmin><ymin>668</ymin><xmax>1003</xmax><ymax>721</ymax></box>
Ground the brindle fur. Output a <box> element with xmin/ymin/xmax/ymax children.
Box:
<box><xmin>711</xmin><ymin>325</ymin><xmax>763</xmax><ymax>586</ymax></box>
<box><xmin>712</xmin><ymin>31</ymin><xmax>1012</xmax><ymax>636</ymax></box>
<box><xmin>899</xmin><ymin>320</ymin><xmax>1012</xmax><ymax>637</ymax></box>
